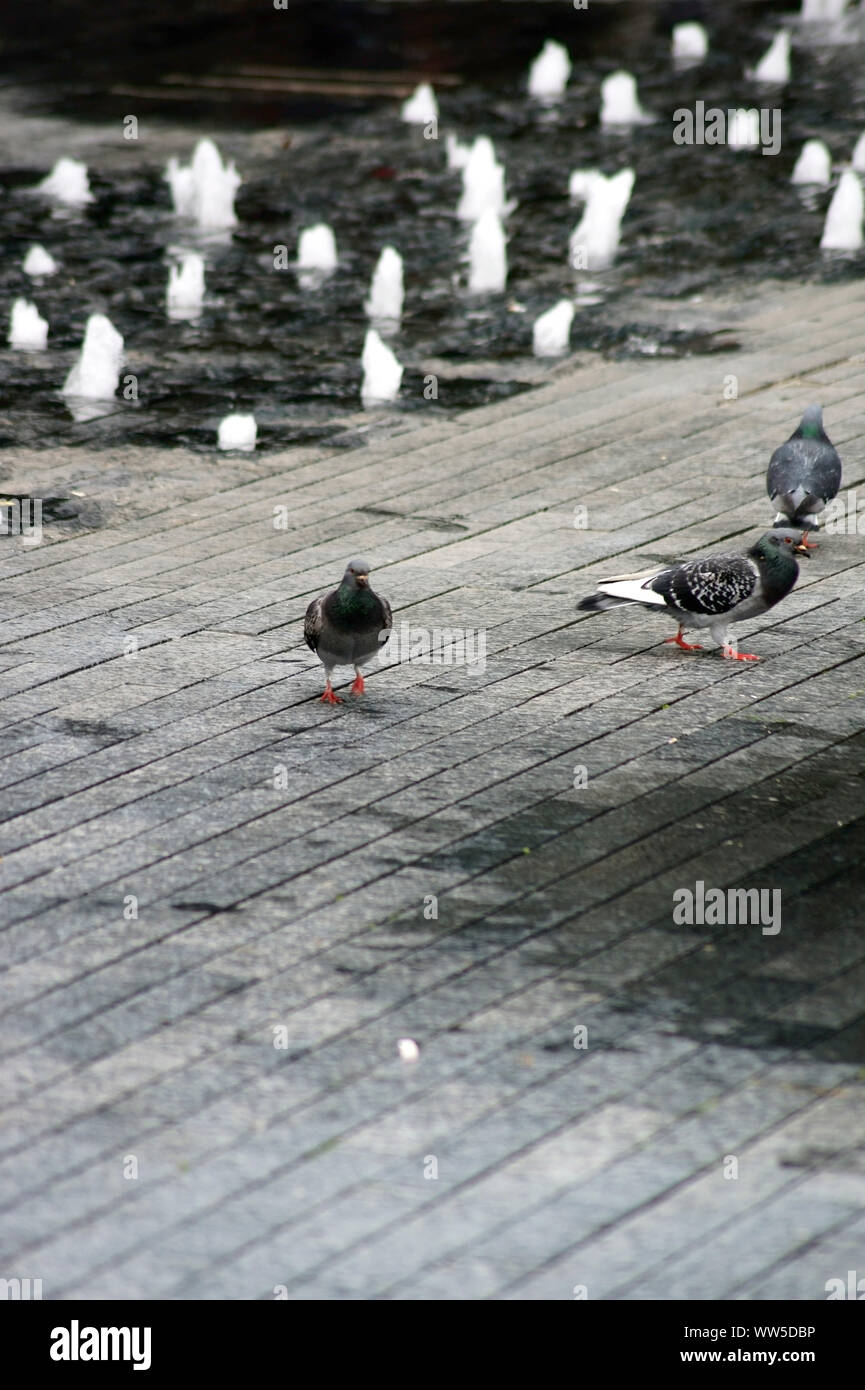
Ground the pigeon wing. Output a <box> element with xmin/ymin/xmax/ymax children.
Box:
<box><xmin>378</xmin><ymin>594</ymin><xmax>394</xmax><ymax>635</ymax></box>
<box><xmin>767</xmin><ymin>438</ymin><xmax>841</xmax><ymax>504</ymax></box>
<box><xmin>304</xmin><ymin>595</ymin><xmax>325</xmax><ymax>652</ymax></box>
<box><xmin>651</xmin><ymin>554</ymin><xmax>757</xmax><ymax>615</ymax></box>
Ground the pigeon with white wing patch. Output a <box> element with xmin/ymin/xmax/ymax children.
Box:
<box><xmin>578</xmin><ymin>529</ymin><xmax>811</xmax><ymax>662</ymax></box>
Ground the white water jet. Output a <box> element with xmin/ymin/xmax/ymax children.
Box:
<box><xmin>800</xmin><ymin>0</ymin><xmax>848</xmax><ymax>19</ymax></box>
<box><xmin>446</xmin><ymin>134</ymin><xmax>471</xmax><ymax>170</ymax></box>
<box><xmin>63</xmin><ymin>314</ymin><xmax>124</xmax><ymax>400</ymax></box>
<box><xmin>820</xmin><ymin>168</ymin><xmax>864</xmax><ymax>251</ymax></box>
<box><xmin>569</xmin><ymin>169</ymin><xmax>605</xmax><ymax>203</ymax></box>
<box><xmin>365</xmin><ymin>246</ymin><xmax>404</xmax><ymax>323</ymax></box>
<box><xmin>36</xmin><ymin>158</ymin><xmax>92</xmax><ymax>206</ymax></box>
<box><xmin>218</xmin><ymin>413</ymin><xmax>257</xmax><ymax>451</ymax></box>
<box><xmin>297</xmin><ymin>224</ymin><xmax>338</xmax><ymax>275</ymax></box>
<box><xmin>600</xmin><ymin>71</ymin><xmax>651</xmax><ymax>127</ymax></box>
<box><xmin>672</xmin><ymin>22</ymin><xmax>708</xmax><ymax>63</ymax></box>
<box><xmin>401</xmin><ymin>83</ymin><xmax>438</xmax><ymax>124</ymax></box>
<box><xmin>457</xmin><ymin>136</ymin><xmax>509</xmax><ymax>221</ymax></box>
<box><xmin>165</xmin><ymin>139</ymin><xmax>240</xmax><ymax>230</ymax></box>
<box><xmin>528</xmin><ymin>40</ymin><xmax>571</xmax><ymax>101</ymax></box>
<box><xmin>569</xmin><ymin>168</ymin><xmax>634</xmax><ymax>271</ymax></box>
<box><xmin>791</xmin><ymin>139</ymin><xmax>832</xmax><ymax>186</ymax></box>
<box><xmin>23</xmin><ymin>245</ymin><xmax>57</xmax><ymax>277</ymax></box>
<box><xmin>167</xmin><ymin>251</ymin><xmax>206</xmax><ymax>317</ymax></box>
<box><xmin>468</xmin><ymin>208</ymin><xmax>507</xmax><ymax>292</ymax></box>
<box><xmin>533</xmin><ymin>300</ymin><xmax>574</xmax><ymax>357</ymax></box>
<box><xmin>728</xmin><ymin>109</ymin><xmax>761</xmax><ymax>150</ymax></box>
<box><xmin>852</xmin><ymin>131</ymin><xmax>865</xmax><ymax>172</ymax></box>
<box><xmin>361</xmin><ymin>329</ymin><xmax>403</xmax><ymax>405</ymax></box>
<box><xmin>751</xmin><ymin>31</ymin><xmax>791</xmax><ymax>83</ymax></box>
<box><xmin>9</xmin><ymin>299</ymin><xmax>48</xmax><ymax>350</ymax></box>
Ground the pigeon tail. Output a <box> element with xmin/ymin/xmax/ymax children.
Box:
<box><xmin>577</xmin><ymin>592</ymin><xmax>635</xmax><ymax>612</ymax></box>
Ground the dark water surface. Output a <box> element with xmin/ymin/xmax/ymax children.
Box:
<box><xmin>1</xmin><ymin>0</ymin><xmax>864</xmax><ymax>453</ymax></box>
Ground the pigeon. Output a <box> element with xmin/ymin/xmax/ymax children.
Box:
<box><xmin>577</xmin><ymin>528</ymin><xmax>811</xmax><ymax>661</ymax></box>
<box><xmin>304</xmin><ymin>558</ymin><xmax>392</xmax><ymax>703</ymax></box>
<box><xmin>767</xmin><ymin>404</ymin><xmax>841</xmax><ymax>531</ymax></box>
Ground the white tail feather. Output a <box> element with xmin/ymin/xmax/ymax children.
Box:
<box><xmin>597</xmin><ymin>576</ymin><xmax>666</xmax><ymax>605</ymax></box>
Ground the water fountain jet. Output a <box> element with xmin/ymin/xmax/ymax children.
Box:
<box><xmin>165</xmin><ymin>139</ymin><xmax>240</xmax><ymax>230</ymax></box>
<box><xmin>9</xmin><ymin>300</ymin><xmax>48</xmax><ymax>350</ymax></box>
<box><xmin>446</xmin><ymin>134</ymin><xmax>471</xmax><ymax>170</ymax></box>
<box><xmin>297</xmin><ymin>224</ymin><xmax>338</xmax><ymax>278</ymax></box>
<box><xmin>167</xmin><ymin>251</ymin><xmax>206</xmax><ymax>318</ymax></box>
<box><xmin>23</xmin><ymin>245</ymin><xmax>57</xmax><ymax>277</ymax></box>
<box><xmin>569</xmin><ymin>170</ymin><xmax>605</xmax><ymax>203</ymax></box>
<box><xmin>800</xmin><ymin>0</ymin><xmax>848</xmax><ymax>19</ymax></box>
<box><xmin>600</xmin><ymin>72</ymin><xmax>651</xmax><ymax>127</ymax></box>
<box><xmin>361</xmin><ymin>330</ymin><xmax>403</xmax><ymax>405</ymax></box>
<box><xmin>533</xmin><ymin>300</ymin><xmax>574</xmax><ymax>357</ymax></box>
<box><xmin>791</xmin><ymin>140</ymin><xmax>832</xmax><ymax>186</ymax></box>
<box><xmin>365</xmin><ymin>246</ymin><xmax>404</xmax><ymax>324</ymax></box>
<box><xmin>468</xmin><ymin>209</ymin><xmax>507</xmax><ymax>292</ymax></box>
<box><xmin>63</xmin><ymin>314</ymin><xmax>123</xmax><ymax>400</ymax></box>
<box><xmin>528</xmin><ymin>40</ymin><xmax>571</xmax><ymax>101</ymax></box>
<box><xmin>820</xmin><ymin>169</ymin><xmax>864</xmax><ymax>251</ymax></box>
<box><xmin>728</xmin><ymin>110</ymin><xmax>761</xmax><ymax>150</ymax></box>
<box><xmin>751</xmin><ymin>32</ymin><xmax>791</xmax><ymax>83</ymax></box>
<box><xmin>36</xmin><ymin>158</ymin><xmax>92</xmax><ymax>207</ymax></box>
<box><xmin>218</xmin><ymin>414</ymin><xmax>257</xmax><ymax>451</ymax></box>
<box><xmin>401</xmin><ymin>84</ymin><xmax>438</xmax><ymax>124</ymax></box>
<box><xmin>457</xmin><ymin>137</ymin><xmax>509</xmax><ymax>221</ymax></box>
<box><xmin>569</xmin><ymin>168</ymin><xmax>634</xmax><ymax>271</ymax></box>
<box><xmin>672</xmin><ymin>23</ymin><xmax>708</xmax><ymax>64</ymax></box>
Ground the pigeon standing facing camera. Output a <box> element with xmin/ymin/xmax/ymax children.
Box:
<box><xmin>767</xmin><ymin>404</ymin><xmax>841</xmax><ymax>531</ymax></box>
<box><xmin>577</xmin><ymin>528</ymin><xmax>811</xmax><ymax>661</ymax></box>
<box><xmin>304</xmin><ymin>559</ymin><xmax>393</xmax><ymax>703</ymax></box>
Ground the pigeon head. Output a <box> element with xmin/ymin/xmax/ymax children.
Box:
<box><xmin>342</xmin><ymin>558</ymin><xmax>372</xmax><ymax>589</ymax></box>
<box><xmin>752</xmin><ymin>528</ymin><xmax>814</xmax><ymax>561</ymax></box>
<box><xmin>797</xmin><ymin>404</ymin><xmax>825</xmax><ymax>440</ymax></box>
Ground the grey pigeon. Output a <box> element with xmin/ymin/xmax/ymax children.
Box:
<box><xmin>304</xmin><ymin>558</ymin><xmax>392</xmax><ymax>703</ymax></box>
<box><xmin>767</xmin><ymin>404</ymin><xmax>841</xmax><ymax>530</ymax></box>
<box><xmin>577</xmin><ymin>528</ymin><xmax>811</xmax><ymax>661</ymax></box>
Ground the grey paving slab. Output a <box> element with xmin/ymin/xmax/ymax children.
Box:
<box><xmin>2</xmin><ymin>277</ymin><xmax>865</xmax><ymax>1301</ymax></box>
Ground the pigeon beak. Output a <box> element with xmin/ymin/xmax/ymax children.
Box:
<box><xmin>356</xmin><ymin>574</ymin><xmax>369</xmax><ymax>586</ymax></box>
<box><xmin>794</xmin><ymin>538</ymin><xmax>815</xmax><ymax>556</ymax></box>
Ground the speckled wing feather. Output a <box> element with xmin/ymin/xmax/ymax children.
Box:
<box><xmin>650</xmin><ymin>554</ymin><xmax>757</xmax><ymax>616</ymax></box>
<box><xmin>304</xmin><ymin>594</ymin><xmax>326</xmax><ymax>652</ymax></box>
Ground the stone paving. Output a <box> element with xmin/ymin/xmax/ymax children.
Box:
<box><xmin>1</xmin><ymin>275</ymin><xmax>865</xmax><ymax>1300</ymax></box>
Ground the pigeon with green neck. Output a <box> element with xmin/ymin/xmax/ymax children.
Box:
<box><xmin>767</xmin><ymin>404</ymin><xmax>841</xmax><ymax>535</ymax></box>
<box><xmin>578</xmin><ymin>528</ymin><xmax>811</xmax><ymax>661</ymax></box>
<box><xmin>304</xmin><ymin>559</ymin><xmax>392</xmax><ymax>703</ymax></box>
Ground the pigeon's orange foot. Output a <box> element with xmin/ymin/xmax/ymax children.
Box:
<box><xmin>722</xmin><ymin>645</ymin><xmax>759</xmax><ymax>662</ymax></box>
<box><xmin>350</xmin><ymin>674</ymin><xmax>365</xmax><ymax>696</ymax></box>
<box><xmin>665</xmin><ymin>631</ymin><xmax>702</xmax><ymax>652</ymax></box>
<box><xmin>800</xmin><ymin>532</ymin><xmax>819</xmax><ymax>550</ymax></box>
<box><xmin>321</xmin><ymin>683</ymin><xmax>342</xmax><ymax>704</ymax></box>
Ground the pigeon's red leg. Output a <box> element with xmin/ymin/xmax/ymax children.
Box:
<box><xmin>664</xmin><ymin>627</ymin><xmax>702</xmax><ymax>652</ymax></box>
<box><xmin>321</xmin><ymin>679</ymin><xmax>342</xmax><ymax>704</ymax></box>
<box><xmin>722</xmin><ymin>645</ymin><xmax>759</xmax><ymax>663</ymax></box>
<box><xmin>350</xmin><ymin>672</ymin><xmax>365</xmax><ymax>696</ymax></box>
